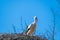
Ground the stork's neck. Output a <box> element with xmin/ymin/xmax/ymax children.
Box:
<box><xmin>34</xmin><ymin>20</ymin><xmax>37</xmax><ymax>24</ymax></box>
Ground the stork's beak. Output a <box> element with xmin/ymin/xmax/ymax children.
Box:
<box><xmin>36</xmin><ymin>17</ymin><xmax>38</xmax><ymax>22</ymax></box>
<box><xmin>37</xmin><ymin>18</ymin><xmax>38</xmax><ymax>22</ymax></box>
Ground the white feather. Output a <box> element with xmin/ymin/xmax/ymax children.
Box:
<box><xmin>26</xmin><ymin>16</ymin><xmax>38</xmax><ymax>36</ymax></box>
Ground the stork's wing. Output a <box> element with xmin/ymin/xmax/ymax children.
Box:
<box><xmin>25</xmin><ymin>23</ymin><xmax>33</xmax><ymax>34</ymax></box>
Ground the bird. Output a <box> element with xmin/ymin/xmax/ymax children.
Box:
<box><xmin>26</xmin><ymin>16</ymin><xmax>38</xmax><ymax>36</ymax></box>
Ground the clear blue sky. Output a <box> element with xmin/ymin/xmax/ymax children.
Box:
<box><xmin>0</xmin><ymin>0</ymin><xmax>60</xmax><ymax>40</ymax></box>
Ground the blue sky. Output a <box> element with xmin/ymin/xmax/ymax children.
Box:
<box><xmin>0</xmin><ymin>0</ymin><xmax>60</xmax><ymax>40</ymax></box>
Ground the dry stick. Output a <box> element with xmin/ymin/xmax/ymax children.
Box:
<box><xmin>51</xmin><ymin>8</ymin><xmax>56</xmax><ymax>40</ymax></box>
<box><xmin>25</xmin><ymin>20</ymin><xmax>28</xmax><ymax>27</ymax></box>
<box><xmin>46</xmin><ymin>25</ymin><xmax>53</xmax><ymax>40</ymax></box>
<box><xmin>57</xmin><ymin>0</ymin><xmax>60</xmax><ymax>9</ymax></box>
<box><xmin>24</xmin><ymin>20</ymin><xmax>28</xmax><ymax>34</ymax></box>
<box><xmin>12</xmin><ymin>24</ymin><xmax>17</xmax><ymax>34</ymax></box>
<box><xmin>46</xmin><ymin>31</ymin><xmax>51</xmax><ymax>40</ymax></box>
<box><xmin>20</xmin><ymin>16</ymin><xmax>28</xmax><ymax>35</ymax></box>
<box><xmin>24</xmin><ymin>20</ymin><xmax>32</xmax><ymax>36</ymax></box>
<box><xmin>57</xmin><ymin>0</ymin><xmax>60</xmax><ymax>5</ymax></box>
<box><xmin>24</xmin><ymin>20</ymin><xmax>28</xmax><ymax>30</ymax></box>
<box><xmin>20</xmin><ymin>16</ymin><xmax>24</xmax><ymax>32</ymax></box>
<box><xmin>46</xmin><ymin>8</ymin><xmax>56</xmax><ymax>40</ymax></box>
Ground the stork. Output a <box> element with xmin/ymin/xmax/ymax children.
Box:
<box><xmin>26</xmin><ymin>16</ymin><xmax>38</xmax><ymax>36</ymax></box>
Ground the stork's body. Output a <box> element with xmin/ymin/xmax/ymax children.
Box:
<box><xmin>26</xmin><ymin>16</ymin><xmax>38</xmax><ymax>36</ymax></box>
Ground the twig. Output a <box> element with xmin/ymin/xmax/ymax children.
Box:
<box><xmin>12</xmin><ymin>24</ymin><xmax>16</xmax><ymax>34</ymax></box>
<box><xmin>20</xmin><ymin>16</ymin><xmax>23</xmax><ymax>31</ymax></box>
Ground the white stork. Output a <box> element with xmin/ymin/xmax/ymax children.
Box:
<box><xmin>26</xmin><ymin>16</ymin><xmax>38</xmax><ymax>36</ymax></box>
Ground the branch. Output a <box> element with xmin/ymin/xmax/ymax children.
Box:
<box><xmin>20</xmin><ymin>16</ymin><xmax>24</xmax><ymax>31</ymax></box>
<box><xmin>12</xmin><ymin>24</ymin><xmax>16</xmax><ymax>34</ymax></box>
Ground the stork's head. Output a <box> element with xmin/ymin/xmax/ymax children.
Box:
<box><xmin>34</xmin><ymin>16</ymin><xmax>38</xmax><ymax>23</ymax></box>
